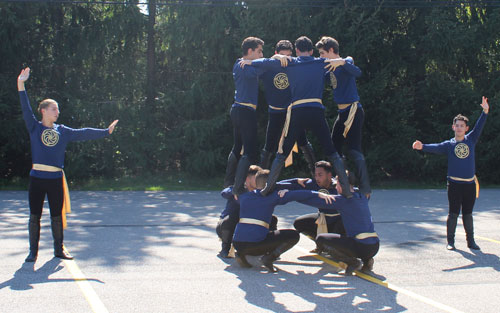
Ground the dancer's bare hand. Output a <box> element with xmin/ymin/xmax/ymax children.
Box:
<box><xmin>324</xmin><ymin>58</ymin><xmax>345</xmax><ymax>72</ymax></box>
<box><xmin>278</xmin><ymin>189</ymin><xmax>289</xmax><ymax>198</ymax></box>
<box><xmin>108</xmin><ymin>120</ymin><xmax>119</xmax><ymax>134</ymax></box>
<box><xmin>17</xmin><ymin>67</ymin><xmax>30</xmax><ymax>91</ymax></box>
<box><xmin>297</xmin><ymin>178</ymin><xmax>308</xmax><ymax>187</ymax></box>
<box><xmin>412</xmin><ymin>140</ymin><xmax>423</xmax><ymax>150</ymax></box>
<box><xmin>271</xmin><ymin>54</ymin><xmax>291</xmax><ymax>67</ymax></box>
<box><xmin>239</xmin><ymin>60</ymin><xmax>252</xmax><ymax>68</ymax></box>
<box><xmin>481</xmin><ymin>96</ymin><xmax>489</xmax><ymax>114</ymax></box>
<box><xmin>318</xmin><ymin>192</ymin><xmax>336</xmax><ymax>204</ymax></box>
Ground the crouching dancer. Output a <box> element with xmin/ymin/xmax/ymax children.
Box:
<box><xmin>280</xmin><ymin>171</ymin><xmax>379</xmax><ymax>275</ymax></box>
<box><xmin>232</xmin><ymin>169</ymin><xmax>305</xmax><ymax>272</ymax></box>
<box><xmin>217</xmin><ymin>165</ymin><xmax>279</xmax><ymax>258</ymax></box>
<box><xmin>18</xmin><ymin>68</ymin><xmax>118</xmax><ymax>262</ymax></box>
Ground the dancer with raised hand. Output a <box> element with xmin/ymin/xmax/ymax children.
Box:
<box><xmin>18</xmin><ymin>67</ymin><xmax>118</xmax><ymax>262</ymax></box>
<box><xmin>412</xmin><ymin>96</ymin><xmax>489</xmax><ymax>251</ymax></box>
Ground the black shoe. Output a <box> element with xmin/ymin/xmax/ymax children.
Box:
<box><xmin>446</xmin><ymin>243</ymin><xmax>456</xmax><ymax>251</ymax></box>
<box><xmin>310</xmin><ymin>246</ymin><xmax>324</xmax><ymax>254</ymax></box>
<box><xmin>361</xmin><ymin>258</ymin><xmax>374</xmax><ymax>272</ymax></box>
<box><xmin>235</xmin><ymin>253</ymin><xmax>252</xmax><ymax>268</ymax></box>
<box><xmin>260</xmin><ymin>253</ymin><xmax>278</xmax><ymax>272</ymax></box>
<box><xmin>55</xmin><ymin>246</ymin><xmax>74</xmax><ymax>260</ymax></box>
<box><xmin>344</xmin><ymin>259</ymin><xmax>362</xmax><ymax>276</ymax></box>
<box><xmin>467</xmin><ymin>240</ymin><xmax>480</xmax><ymax>250</ymax></box>
<box><xmin>25</xmin><ymin>251</ymin><xmax>37</xmax><ymax>263</ymax></box>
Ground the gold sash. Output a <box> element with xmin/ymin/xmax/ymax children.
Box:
<box><xmin>337</xmin><ymin>101</ymin><xmax>359</xmax><ymax>138</ymax></box>
<box><xmin>315</xmin><ymin>212</ymin><xmax>341</xmax><ymax>235</ymax></box>
<box><xmin>278</xmin><ymin>98</ymin><xmax>322</xmax><ymax>155</ymax></box>
<box><xmin>355</xmin><ymin>232</ymin><xmax>378</xmax><ymax>240</ymax></box>
<box><xmin>269</xmin><ymin>105</ymin><xmax>287</xmax><ymax>111</ymax></box>
<box><xmin>315</xmin><ymin>213</ymin><xmax>328</xmax><ymax>235</ymax></box>
<box><xmin>448</xmin><ymin>175</ymin><xmax>479</xmax><ymax>198</ymax></box>
<box><xmin>235</xmin><ymin>101</ymin><xmax>257</xmax><ymax>110</ymax></box>
<box><xmin>32</xmin><ymin>163</ymin><xmax>71</xmax><ymax>229</ymax></box>
<box><xmin>239</xmin><ymin>218</ymin><xmax>269</xmax><ymax>229</ymax></box>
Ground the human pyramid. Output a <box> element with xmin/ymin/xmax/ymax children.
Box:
<box><xmin>17</xmin><ymin>35</ymin><xmax>489</xmax><ymax>276</ymax></box>
<box><xmin>215</xmin><ymin>35</ymin><xmax>490</xmax><ymax>274</ymax></box>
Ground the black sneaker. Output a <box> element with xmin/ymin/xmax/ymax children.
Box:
<box><xmin>260</xmin><ymin>253</ymin><xmax>277</xmax><ymax>272</ymax></box>
<box><xmin>235</xmin><ymin>253</ymin><xmax>252</xmax><ymax>268</ymax></box>
<box><xmin>361</xmin><ymin>258</ymin><xmax>374</xmax><ymax>272</ymax></box>
<box><xmin>344</xmin><ymin>259</ymin><xmax>362</xmax><ymax>276</ymax></box>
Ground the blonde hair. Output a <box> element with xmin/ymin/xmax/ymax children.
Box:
<box><xmin>38</xmin><ymin>99</ymin><xmax>58</xmax><ymax>114</ymax></box>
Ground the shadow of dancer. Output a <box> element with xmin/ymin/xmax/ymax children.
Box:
<box><xmin>0</xmin><ymin>258</ymin><xmax>103</xmax><ymax>291</ymax></box>
<box><xmin>225</xmin><ymin>254</ymin><xmax>406</xmax><ymax>312</ymax></box>
<box><xmin>443</xmin><ymin>249</ymin><xmax>500</xmax><ymax>272</ymax></box>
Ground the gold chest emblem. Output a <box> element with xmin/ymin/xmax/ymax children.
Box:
<box><xmin>273</xmin><ymin>72</ymin><xmax>289</xmax><ymax>90</ymax></box>
<box><xmin>454</xmin><ymin>143</ymin><xmax>469</xmax><ymax>159</ymax></box>
<box><xmin>318</xmin><ymin>188</ymin><xmax>330</xmax><ymax>195</ymax></box>
<box><xmin>329</xmin><ymin>72</ymin><xmax>338</xmax><ymax>89</ymax></box>
<box><xmin>41</xmin><ymin>129</ymin><xmax>59</xmax><ymax>147</ymax></box>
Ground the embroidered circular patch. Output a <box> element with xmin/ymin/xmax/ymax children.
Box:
<box><xmin>273</xmin><ymin>72</ymin><xmax>289</xmax><ymax>90</ymax></box>
<box><xmin>454</xmin><ymin>143</ymin><xmax>469</xmax><ymax>159</ymax></box>
<box><xmin>318</xmin><ymin>188</ymin><xmax>330</xmax><ymax>195</ymax></box>
<box><xmin>329</xmin><ymin>72</ymin><xmax>338</xmax><ymax>89</ymax></box>
<box><xmin>41</xmin><ymin>129</ymin><xmax>59</xmax><ymax>147</ymax></box>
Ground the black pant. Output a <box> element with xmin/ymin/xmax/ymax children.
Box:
<box><xmin>216</xmin><ymin>213</ymin><xmax>240</xmax><ymax>244</ymax></box>
<box><xmin>264</xmin><ymin>111</ymin><xmax>308</xmax><ymax>153</ymax></box>
<box><xmin>331</xmin><ymin>105</ymin><xmax>365</xmax><ymax>153</ymax></box>
<box><xmin>316</xmin><ymin>234</ymin><xmax>379</xmax><ymax>262</ymax></box>
<box><xmin>230</xmin><ymin>106</ymin><xmax>258</xmax><ymax>162</ymax></box>
<box><xmin>281</xmin><ymin>107</ymin><xmax>337</xmax><ymax>156</ymax></box>
<box><xmin>293</xmin><ymin>213</ymin><xmax>345</xmax><ymax>239</ymax></box>
<box><xmin>29</xmin><ymin>176</ymin><xmax>64</xmax><ymax>218</ymax></box>
<box><xmin>233</xmin><ymin>229</ymin><xmax>299</xmax><ymax>256</ymax></box>
<box><xmin>447</xmin><ymin>181</ymin><xmax>476</xmax><ymax>215</ymax></box>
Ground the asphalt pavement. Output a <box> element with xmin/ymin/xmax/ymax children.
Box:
<box><xmin>1</xmin><ymin>189</ymin><xmax>499</xmax><ymax>313</ymax></box>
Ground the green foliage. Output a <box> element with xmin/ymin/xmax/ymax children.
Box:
<box><xmin>1</xmin><ymin>2</ymin><xmax>499</xmax><ymax>188</ymax></box>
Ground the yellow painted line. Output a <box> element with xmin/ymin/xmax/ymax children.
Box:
<box><xmin>62</xmin><ymin>247</ymin><xmax>109</xmax><ymax>313</ymax></box>
<box><xmin>294</xmin><ymin>245</ymin><xmax>465</xmax><ymax>313</ymax></box>
<box><xmin>457</xmin><ymin>232</ymin><xmax>500</xmax><ymax>245</ymax></box>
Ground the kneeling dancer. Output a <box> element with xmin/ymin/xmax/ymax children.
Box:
<box><xmin>232</xmin><ymin>170</ymin><xmax>305</xmax><ymax>272</ymax></box>
<box><xmin>282</xmin><ymin>171</ymin><xmax>379</xmax><ymax>275</ymax></box>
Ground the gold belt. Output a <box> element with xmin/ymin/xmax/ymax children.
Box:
<box><xmin>269</xmin><ymin>105</ymin><xmax>287</xmax><ymax>111</ymax></box>
<box><xmin>324</xmin><ymin>213</ymin><xmax>340</xmax><ymax>217</ymax></box>
<box><xmin>355</xmin><ymin>232</ymin><xmax>378</xmax><ymax>240</ymax></box>
<box><xmin>235</xmin><ymin>101</ymin><xmax>257</xmax><ymax>110</ymax></box>
<box><xmin>278</xmin><ymin>98</ymin><xmax>322</xmax><ymax>154</ymax></box>
<box><xmin>239</xmin><ymin>218</ymin><xmax>269</xmax><ymax>229</ymax></box>
<box><xmin>336</xmin><ymin>101</ymin><xmax>359</xmax><ymax>138</ymax></box>
<box><xmin>32</xmin><ymin>163</ymin><xmax>62</xmax><ymax>172</ymax></box>
<box><xmin>448</xmin><ymin>175</ymin><xmax>479</xmax><ymax>198</ymax></box>
<box><xmin>32</xmin><ymin>163</ymin><xmax>71</xmax><ymax>229</ymax></box>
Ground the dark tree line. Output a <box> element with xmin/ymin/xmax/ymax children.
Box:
<box><xmin>1</xmin><ymin>1</ymin><xmax>499</xmax><ymax>186</ymax></box>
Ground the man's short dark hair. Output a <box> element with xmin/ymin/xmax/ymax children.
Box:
<box><xmin>275</xmin><ymin>40</ymin><xmax>293</xmax><ymax>53</ymax></box>
<box><xmin>248</xmin><ymin>165</ymin><xmax>263</xmax><ymax>177</ymax></box>
<box><xmin>242</xmin><ymin>37</ymin><xmax>264</xmax><ymax>56</ymax></box>
<box><xmin>315</xmin><ymin>160</ymin><xmax>332</xmax><ymax>174</ymax></box>
<box><xmin>453</xmin><ymin>114</ymin><xmax>469</xmax><ymax>126</ymax></box>
<box><xmin>255</xmin><ymin>169</ymin><xmax>270</xmax><ymax>189</ymax></box>
<box><xmin>294</xmin><ymin>36</ymin><xmax>313</xmax><ymax>53</ymax></box>
<box><xmin>315</xmin><ymin>36</ymin><xmax>339</xmax><ymax>54</ymax></box>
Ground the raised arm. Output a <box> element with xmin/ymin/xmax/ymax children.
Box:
<box><xmin>467</xmin><ymin>96</ymin><xmax>489</xmax><ymax>143</ymax></box>
<box><xmin>413</xmin><ymin>139</ymin><xmax>448</xmax><ymax>155</ymax></box>
<box><xmin>17</xmin><ymin>67</ymin><xmax>38</xmax><ymax>132</ymax></box>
